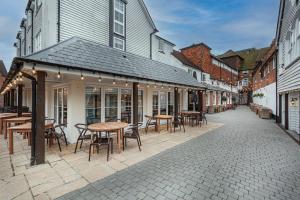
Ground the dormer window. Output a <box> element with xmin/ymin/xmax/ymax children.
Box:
<box><xmin>114</xmin><ymin>0</ymin><xmax>125</xmax><ymax>36</ymax></box>
<box><xmin>158</xmin><ymin>39</ymin><xmax>164</xmax><ymax>53</ymax></box>
<box><xmin>114</xmin><ymin>37</ymin><xmax>124</xmax><ymax>51</ymax></box>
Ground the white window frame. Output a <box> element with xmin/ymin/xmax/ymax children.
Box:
<box><xmin>158</xmin><ymin>39</ymin><xmax>164</xmax><ymax>52</ymax></box>
<box><xmin>53</xmin><ymin>87</ymin><xmax>68</xmax><ymax>125</ymax></box>
<box><xmin>114</xmin><ymin>0</ymin><xmax>125</xmax><ymax>36</ymax></box>
<box><xmin>35</xmin><ymin>31</ymin><xmax>42</xmax><ymax>52</ymax></box>
<box><xmin>113</xmin><ymin>37</ymin><xmax>125</xmax><ymax>51</ymax></box>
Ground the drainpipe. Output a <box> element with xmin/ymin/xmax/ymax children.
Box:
<box><xmin>20</xmin><ymin>23</ymin><xmax>27</xmax><ymax>56</ymax></box>
<box><xmin>275</xmin><ymin>49</ymin><xmax>279</xmax><ymax>123</ymax></box>
<box><xmin>28</xmin><ymin>8</ymin><xmax>34</xmax><ymax>53</ymax></box>
<box><xmin>17</xmin><ymin>37</ymin><xmax>22</xmax><ymax>57</ymax></box>
<box><xmin>57</xmin><ymin>0</ymin><xmax>61</xmax><ymax>42</ymax></box>
<box><xmin>150</xmin><ymin>29</ymin><xmax>158</xmax><ymax>59</ymax></box>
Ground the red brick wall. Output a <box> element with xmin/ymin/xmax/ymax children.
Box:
<box><xmin>221</xmin><ymin>56</ymin><xmax>243</xmax><ymax>69</ymax></box>
<box><xmin>252</xmin><ymin>43</ymin><xmax>276</xmax><ymax>91</ymax></box>
<box><xmin>181</xmin><ymin>44</ymin><xmax>238</xmax><ymax>86</ymax></box>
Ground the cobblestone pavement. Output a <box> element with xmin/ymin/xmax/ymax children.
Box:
<box><xmin>58</xmin><ymin>106</ymin><xmax>300</xmax><ymax>200</ymax></box>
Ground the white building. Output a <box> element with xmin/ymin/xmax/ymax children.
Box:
<box><xmin>276</xmin><ymin>0</ymin><xmax>300</xmax><ymax>134</ymax></box>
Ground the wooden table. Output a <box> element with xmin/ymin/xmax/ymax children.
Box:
<box><xmin>180</xmin><ymin>111</ymin><xmax>201</xmax><ymax>126</ymax></box>
<box><xmin>7</xmin><ymin>122</ymin><xmax>53</xmax><ymax>154</ymax></box>
<box><xmin>0</xmin><ymin>113</ymin><xmax>31</xmax><ymax>135</ymax></box>
<box><xmin>3</xmin><ymin>117</ymin><xmax>32</xmax><ymax>139</ymax></box>
<box><xmin>88</xmin><ymin>122</ymin><xmax>128</xmax><ymax>153</ymax></box>
<box><xmin>154</xmin><ymin>115</ymin><xmax>173</xmax><ymax>133</ymax></box>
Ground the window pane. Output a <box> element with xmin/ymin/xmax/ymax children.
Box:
<box><xmin>85</xmin><ymin>87</ymin><xmax>101</xmax><ymax>125</ymax></box>
<box><xmin>115</xmin><ymin>10</ymin><xmax>124</xmax><ymax>23</ymax></box>
<box><xmin>153</xmin><ymin>92</ymin><xmax>159</xmax><ymax>116</ymax></box>
<box><xmin>138</xmin><ymin>90</ymin><xmax>143</xmax><ymax>122</ymax></box>
<box><xmin>168</xmin><ymin>92</ymin><xmax>174</xmax><ymax>116</ymax></box>
<box><xmin>160</xmin><ymin>92</ymin><xmax>167</xmax><ymax>115</ymax></box>
<box><xmin>58</xmin><ymin>88</ymin><xmax>62</xmax><ymax>124</ymax></box>
<box><xmin>114</xmin><ymin>0</ymin><xmax>124</xmax><ymax>12</ymax></box>
<box><xmin>105</xmin><ymin>88</ymin><xmax>118</xmax><ymax>122</ymax></box>
<box><xmin>121</xmin><ymin>89</ymin><xmax>131</xmax><ymax>123</ymax></box>
<box><xmin>114</xmin><ymin>22</ymin><xmax>124</xmax><ymax>35</ymax></box>
<box><xmin>114</xmin><ymin>37</ymin><xmax>124</xmax><ymax>50</ymax></box>
<box><xmin>54</xmin><ymin>89</ymin><xmax>57</xmax><ymax>122</ymax></box>
<box><xmin>63</xmin><ymin>88</ymin><xmax>68</xmax><ymax>124</ymax></box>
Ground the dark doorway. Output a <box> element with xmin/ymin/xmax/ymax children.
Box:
<box><xmin>285</xmin><ymin>93</ymin><xmax>289</xmax><ymax>130</ymax></box>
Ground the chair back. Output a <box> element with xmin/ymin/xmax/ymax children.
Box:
<box><xmin>75</xmin><ymin>123</ymin><xmax>87</xmax><ymax>136</ymax></box>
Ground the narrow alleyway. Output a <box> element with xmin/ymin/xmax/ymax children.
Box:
<box><xmin>58</xmin><ymin>106</ymin><xmax>300</xmax><ymax>200</ymax></box>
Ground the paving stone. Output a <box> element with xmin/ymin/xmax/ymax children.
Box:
<box><xmin>41</xmin><ymin>107</ymin><xmax>300</xmax><ymax>199</ymax></box>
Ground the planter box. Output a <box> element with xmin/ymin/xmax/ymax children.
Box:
<box><xmin>259</xmin><ymin>108</ymin><xmax>272</xmax><ymax>119</ymax></box>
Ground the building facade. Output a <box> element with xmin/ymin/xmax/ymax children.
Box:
<box><xmin>252</xmin><ymin>41</ymin><xmax>277</xmax><ymax>114</ymax></box>
<box><xmin>276</xmin><ymin>0</ymin><xmax>300</xmax><ymax>134</ymax></box>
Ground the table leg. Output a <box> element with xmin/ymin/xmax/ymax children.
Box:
<box><xmin>9</xmin><ymin>129</ymin><xmax>13</xmax><ymax>154</ymax></box>
<box><xmin>28</xmin><ymin>132</ymin><xmax>32</xmax><ymax>146</ymax></box>
<box><xmin>167</xmin><ymin>119</ymin><xmax>169</xmax><ymax>131</ymax></box>
<box><xmin>158</xmin><ymin>119</ymin><xmax>161</xmax><ymax>133</ymax></box>
<box><xmin>117</xmin><ymin>129</ymin><xmax>121</xmax><ymax>154</ymax></box>
<box><xmin>0</xmin><ymin>119</ymin><xmax>2</xmax><ymax>135</ymax></box>
<box><xmin>155</xmin><ymin>119</ymin><xmax>158</xmax><ymax>132</ymax></box>
<box><xmin>4</xmin><ymin>121</ymin><xmax>7</xmax><ymax>139</ymax></box>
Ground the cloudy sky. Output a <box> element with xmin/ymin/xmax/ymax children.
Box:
<box><xmin>0</xmin><ymin>0</ymin><xmax>279</xmax><ymax>69</ymax></box>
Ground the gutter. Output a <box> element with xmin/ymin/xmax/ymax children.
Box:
<box><xmin>150</xmin><ymin>29</ymin><xmax>158</xmax><ymax>59</ymax></box>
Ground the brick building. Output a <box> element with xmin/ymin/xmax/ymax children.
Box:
<box><xmin>252</xmin><ymin>41</ymin><xmax>277</xmax><ymax>114</ymax></box>
<box><xmin>179</xmin><ymin>43</ymin><xmax>239</xmax><ymax>113</ymax></box>
<box><xmin>219</xmin><ymin>47</ymin><xmax>270</xmax><ymax>105</ymax></box>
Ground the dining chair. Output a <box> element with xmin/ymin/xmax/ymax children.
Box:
<box><xmin>89</xmin><ymin>131</ymin><xmax>112</xmax><ymax>161</ymax></box>
<box><xmin>51</xmin><ymin>123</ymin><xmax>68</xmax><ymax>152</ymax></box>
<box><xmin>74</xmin><ymin>123</ymin><xmax>90</xmax><ymax>153</ymax></box>
<box><xmin>44</xmin><ymin>118</ymin><xmax>56</xmax><ymax>146</ymax></box>
<box><xmin>172</xmin><ymin>115</ymin><xmax>185</xmax><ymax>133</ymax></box>
<box><xmin>145</xmin><ymin>115</ymin><xmax>157</xmax><ymax>133</ymax></box>
<box><xmin>123</xmin><ymin>123</ymin><xmax>143</xmax><ymax>151</ymax></box>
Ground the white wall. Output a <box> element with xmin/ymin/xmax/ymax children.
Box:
<box><xmin>289</xmin><ymin>91</ymin><xmax>300</xmax><ymax>134</ymax></box>
<box><xmin>253</xmin><ymin>82</ymin><xmax>276</xmax><ymax>114</ymax></box>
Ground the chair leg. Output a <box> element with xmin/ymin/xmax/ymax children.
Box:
<box><xmin>88</xmin><ymin>145</ymin><xmax>92</xmax><ymax>161</ymax></box>
<box><xmin>107</xmin><ymin>144</ymin><xmax>110</xmax><ymax>161</ymax></box>
<box><xmin>74</xmin><ymin>139</ymin><xmax>79</xmax><ymax>153</ymax></box>
<box><xmin>56</xmin><ymin>135</ymin><xmax>62</xmax><ymax>152</ymax></box>
<box><xmin>80</xmin><ymin>140</ymin><xmax>84</xmax><ymax>149</ymax></box>
<box><xmin>123</xmin><ymin>137</ymin><xmax>125</xmax><ymax>151</ymax></box>
<box><xmin>137</xmin><ymin>138</ymin><xmax>141</xmax><ymax>151</ymax></box>
<box><xmin>64</xmin><ymin>134</ymin><xmax>68</xmax><ymax>146</ymax></box>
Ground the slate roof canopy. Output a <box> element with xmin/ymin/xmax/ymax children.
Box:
<box><xmin>20</xmin><ymin>37</ymin><xmax>205</xmax><ymax>88</ymax></box>
<box><xmin>0</xmin><ymin>60</ymin><xmax>7</xmax><ymax>76</ymax></box>
<box><xmin>172</xmin><ymin>51</ymin><xmax>200</xmax><ymax>70</ymax></box>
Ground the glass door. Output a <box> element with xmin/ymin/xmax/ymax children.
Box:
<box><xmin>54</xmin><ymin>88</ymin><xmax>68</xmax><ymax>125</ymax></box>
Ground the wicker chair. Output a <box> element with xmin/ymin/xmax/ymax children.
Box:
<box><xmin>74</xmin><ymin>124</ymin><xmax>90</xmax><ymax>153</ymax></box>
<box><xmin>145</xmin><ymin>115</ymin><xmax>157</xmax><ymax>133</ymax></box>
<box><xmin>123</xmin><ymin>123</ymin><xmax>143</xmax><ymax>151</ymax></box>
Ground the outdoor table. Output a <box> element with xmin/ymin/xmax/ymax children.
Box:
<box><xmin>3</xmin><ymin>117</ymin><xmax>32</xmax><ymax>139</ymax></box>
<box><xmin>88</xmin><ymin>122</ymin><xmax>128</xmax><ymax>154</ymax></box>
<box><xmin>154</xmin><ymin>115</ymin><xmax>173</xmax><ymax>132</ymax></box>
<box><xmin>7</xmin><ymin>122</ymin><xmax>54</xmax><ymax>154</ymax></box>
<box><xmin>0</xmin><ymin>113</ymin><xmax>32</xmax><ymax>136</ymax></box>
<box><xmin>180</xmin><ymin>111</ymin><xmax>201</xmax><ymax>125</ymax></box>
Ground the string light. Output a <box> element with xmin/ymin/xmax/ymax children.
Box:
<box><xmin>125</xmin><ymin>81</ymin><xmax>128</xmax><ymax>87</ymax></box>
<box><xmin>98</xmin><ymin>76</ymin><xmax>102</xmax><ymax>82</ymax></box>
<box><xmin>81</xmin><ymin>72</ymin><xmax>84</xmax><ymax>80</ymax></box>
<box><xmin>32</xmin><ymin>64</ymin><xmax>36</xmax><ymax>74</ymax></box>
<box><xmin>147</xmin><ymin>84</ymin><xmax>150</xmax><ymax>88</ymax></box>
<box><xmin>57</xmin><ymin>68</ymin><xmax>61</xmax><ymax>79</ymax></box>
<box><xmin>113</xmin><ymin>77</ymin><xmax>116</xmax><ymax>85</ymax></box>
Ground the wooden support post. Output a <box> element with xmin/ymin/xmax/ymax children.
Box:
<box><xmin>17</xmin><ymin>85</ymin><xmax>23</xmax><ymax>117</ymax></box>
<box><xmin>198</xmin><ymin>91</ymin><xmax>203</xmax><ymax>113</ymax></box>
<box><xmin>10</xmin><ymin>89</ymin><xmax>15</xmax><ymax>107</ymax></box>
<box><xmin>132</xmin><ymin>82</ymin><xmax>139</xmax><ymax>126</ymax></box>
<box><xmin>35</xmin><ymin>71</ymin><xmax>46</xmax><ymax>164</ymax></box>
<box><xmin>174</xmin><ymin>87</ymin><xmax>179</xmax><ymax>128</ymax></box>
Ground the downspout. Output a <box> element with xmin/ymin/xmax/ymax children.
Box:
<box><xmin>20</xmin><ymin>24</ymin><xmax>27</xmax><ymax>56</ymax></box>
<box><xmin>17</xmin><ymin>37</ymin><xmax>22</xmax><ymax>57</ymax></box>
<box><xmin>57</xmin><ymin>0</ymin><xmax>61</xmax><ymax>43</ymax></box>
<box><xmin>275</xmin><ymin>49</ymin><xmax>279</xmax><ymax>123</ymax></box>
<box><xmin>150</xmin><ymin>29</ymin><xmax>158</xmax><ymax>59</ymax></box>
<box><xmin>28</xmin><ymin>8</ymin><xmax>34</xmax><ymax>53</ymax></box>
